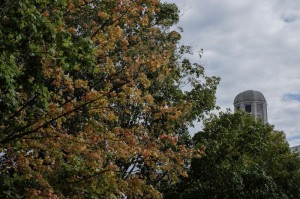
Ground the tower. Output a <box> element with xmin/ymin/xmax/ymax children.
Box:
<box><xmin>233</xmin><ymin>90</ymin><xmax>268</xmax><ymax>124</ymax></box>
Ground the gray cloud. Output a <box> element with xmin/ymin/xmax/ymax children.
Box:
<box><xmin>166</xmin><ymin>0</ymin><xmax>300</xmax><ymax>146</ymax></box>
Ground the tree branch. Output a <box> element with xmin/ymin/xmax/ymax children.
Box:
<box><xmin>8</xmin><ymin>94</ymin><xmax>39</xmax><ymax>121</ymax></box>
<box><xmin>0</xmin><ymin>96</ymin><xmax>104</xmax><ymax>144</ymax></box>
<box><xmin>91</xmin><ymin>8</ymin><xmax>130</xmax><ymax>39</ymax></box>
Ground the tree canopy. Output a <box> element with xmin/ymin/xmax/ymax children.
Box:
<box><xmin>0</xmin><ymin>0</ymin><xmax>219</xmax><ymax>198</ymax></box>
<box><xmin>164</xmin><ymin>112</ymin><xmax>300</xmax><ymax>199</ymax></box>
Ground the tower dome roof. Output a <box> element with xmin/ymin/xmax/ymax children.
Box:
<box><xmin>234</xmin><ymin>90</ymin><xmax>266</xmax><ymax>104</ymax></box>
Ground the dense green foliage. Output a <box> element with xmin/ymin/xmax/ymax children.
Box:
<box><xmin>164</xmin><ymin>112</ymin><xmax>300</xmax><ymax>199</ymax></box>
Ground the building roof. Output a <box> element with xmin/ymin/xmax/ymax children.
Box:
<box><xmin>234</xmin><ymin>90</ymin><xmax>266</xmax><ymax>104</ymax></box>
<box><xmin>291</xmin><ymin>145</ymin><xmax>300</xmax><ymax>153</ymax></box>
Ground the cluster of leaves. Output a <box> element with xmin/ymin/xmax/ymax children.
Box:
<box><xmin>0</xmin><ymin>0</ymin><xmax>219</xmax><ymax>198</ymax></box>
<box><xmin>164</xmin><ymin>112</ymin><xmax>300</xmax><ymax>199</ymax></box>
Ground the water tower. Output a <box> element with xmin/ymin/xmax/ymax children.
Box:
<box><xmin>233</xmin><ymin>90</ymin><xmax>268</xmax><ymax>124</ymax></box>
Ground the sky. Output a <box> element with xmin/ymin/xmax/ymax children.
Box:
<box><xmin>165</xmin><ymin>0</ymin><xmax>300</xmax><ymax>147</ymax></box>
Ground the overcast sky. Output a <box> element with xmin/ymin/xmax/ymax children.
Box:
<box><xmin>165</xmin><ymin>0</ymin><xmax>300</xmax><ymax>147</ymax></box>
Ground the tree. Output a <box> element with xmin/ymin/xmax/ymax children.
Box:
<box><xmin>0</xmin><ymin>0</ymin><xmax>219</xmax><ymax>198</ymax></box>
<box><xmin>164</xmin><ymin>112</ymin><xmax>300</xmax><ymax>199</ymax></box>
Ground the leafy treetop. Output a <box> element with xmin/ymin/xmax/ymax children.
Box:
<box><xmin>164</xmin><ymin>112</ymin><xmax>300</xmax><ymax>199</ymax></box>
<box><xmin>0</xmin><ymin>0</ymin><xmax>219</xmax><ymax>198</ymax></box>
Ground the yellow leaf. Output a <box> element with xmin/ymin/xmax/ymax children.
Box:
<box><xmin>98</xmin><ymin>11</ymin><xmax>109</xmax><ymax>19</ymax></box>
<box><xmin>141</xmin><ymin>16</ymin><xmax>149</xmax><ymax>26</ymax></box>
<box><xmin>74</xmin><ymin>79</ymin><xmax>87</xmax><ymax>88</ymax></box>
<box><xmin>181</xmin><ymin>171</ymin><xmax>188</xmax><ymax>178</ymax></box>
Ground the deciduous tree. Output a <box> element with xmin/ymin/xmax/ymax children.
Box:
<box><xmin>164</xmin><ymin>112</ymin><xmax>300</xmax><ymax>199</ymax></box>
<box><xmin>0</xmin><ymin>0</ymin><xmax>219</xmax><ymax>198</ymax></box>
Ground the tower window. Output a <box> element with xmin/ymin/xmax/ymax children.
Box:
<box><xmin>245</xmin><ymin>105</ymin><xmax>251</xmax><ymax>113</ymax></box>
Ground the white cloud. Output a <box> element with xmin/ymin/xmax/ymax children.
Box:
<box><xmin>166</xmin><ymin>0</ymin><xmax>300</xmax><ymax>146</ymax></box>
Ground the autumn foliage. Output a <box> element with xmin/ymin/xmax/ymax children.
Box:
<box><xmin>0</xmin><ymin>0</ymin><xmax>219</xmax><ymax>198</ymax></box>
